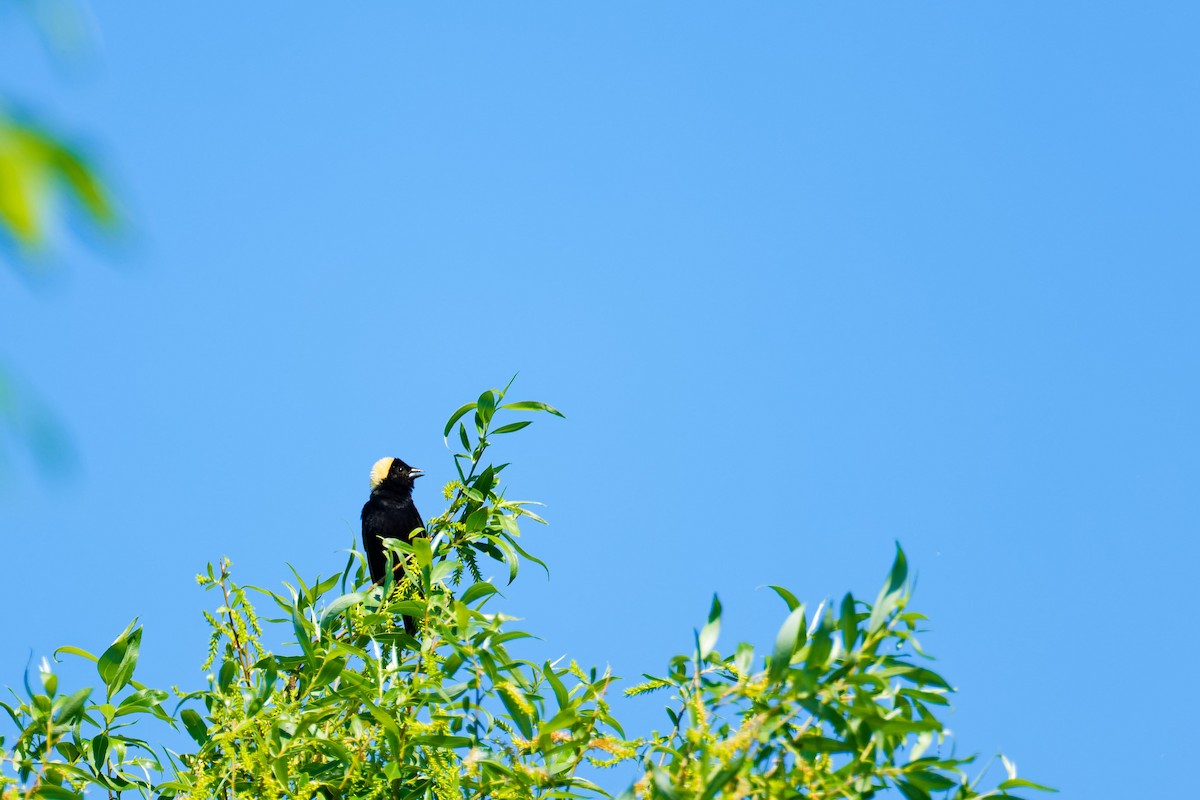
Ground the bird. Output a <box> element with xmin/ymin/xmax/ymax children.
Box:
<box><xmin>361</xmin><ymin>456</ymin><xmax>425</xmax><ymax>635</ymax></box>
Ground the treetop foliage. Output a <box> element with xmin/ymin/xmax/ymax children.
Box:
<box><xmin>0</xmin><ymin>382</ymin><xmax>1051</xmax><ymax>799</ymax></box>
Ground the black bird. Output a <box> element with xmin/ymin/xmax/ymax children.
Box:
<box><xmin>361</xmin><ymin>456</ymin><xmax>425</xmax><ymax>634</ymax></box>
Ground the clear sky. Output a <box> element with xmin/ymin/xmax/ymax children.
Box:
<box><xmin>2</xmin><ymin>3</ymin><xmax>1197</xmax><ymax>796</ymax></box>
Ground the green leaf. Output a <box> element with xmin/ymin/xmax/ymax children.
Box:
<box><xmin>868</xmin><ymin>542</ymin><xmax>908</xmax><ymax>634</ymax></box>
<box><xmin>52</xmin><ymin>687</ymin><xmax>90</xmax><ymax>724</ymax></box>
<box><xmin>460</xmin><ymin>581</ymin><xmax>498</xmax><ymax>606</ymax></box>
<box><xmin>769</xmin><ymin>604</ymin><xmax>805</xmax><ymax>682</ymax></box>
<box><xmin>90</xmin><ymin>733</ymin><xmax>109</xmax><ymax>767</ymax></box>
<box><xmin>290</xmin><ymin>598</ymin><xmax>314</xmax><ymax>662</ymax></box>
<box><xmin>793</xmin><ymin>735</ymin><xmax>853</xmax><ymax>753</ymax></box>
<box><xmin>271</xmin><ymin>755</ymin><xmax>289</xmax><ymax>787</ymax></box>
<box><xmin>903</xmin><ymin>666</ymin><xmax>953</xmax><ymax>691</ymax></box>
<box><xmin>319</xmin><ymin>591</ymin><xmax>366</xmax><ymax>627</ymax></box>
<box><xmin>805</xmin><ymin>605</ymin><xmax>835</xmax><ymax>670</ymax></box>
<box><xmin>97</xmin><ymin>620</ymin><xmax>142</xmax><ymax>699</ymax></box>
<box><xmin>412</xmin><ymin>733</ymin><xmax>475</xmax><ymax>749</ymax></box>
<box><xmin>499</xmin><ymin>531</ymin><xmax>551</xmax><ymax>577</ymax></box>
<box><xmin>840</xmin><ymin>592</ymin><xmax>858</xmax><ymax>650</ymax></box>
<box><xmin>896</xmin><ymin>781</ymin><xmax>931</xmax><ymax>800</ymax></box>
<box><xmin>312</xmin><ymin>573</ymin><xmax>340</xmax><ymax>601</ymax></box>
<box><xmin>474</xmin><ymin>465</ymin><xmax>495</xmax><ymax>496</ymax></box>
<box><xmin>765</xmin><ymin>584</ymin><xmax>801</xmax><ymax>612</ymax></box>
<box><xmin>497</xmin><ymin>686</ymin><xmax>534</xmax><ymax>739</ymax></box>
<box><xmin>537</xmin><ymin>706</ymin><xmax>578</xmax><ymax>739</ymax></box>
<box><xmin>543</xmin><ymin>662</ymin><xmax>570</xmax><ymax>710</ymax></box>
<box><xmin>218</xmin><ymin>660</ymin><xmax>237</xmax><ymax>691</ymax></box>
<box><xmin>698</xmin><ymin>594</ymin><xmax>721</xmax><ymax>658</ymax></box>
<box><xmin>998</xmin><ymin>778</ymin><xmax>1058</xmax><ymax>792</ymax></box>
<box><xmin>412</xmin><ymin>537</ymin><xmax>433</xmax><ymax>573</ymax></box>
<box><xmin>466</xmin><ymin>506</ymin><xmax>489</xmax><ymax>532</ymax></box>
<box><xmin>649</xmin><ymin>765</ymin><xmax>680</xmax><ymax>799</ymax></box>
<box><xmin>458</xmin><ymin>421</ymin><xmax>471</xmax><ymax>453</ymax></box>
<box><xmin>497</xmin><ymin>373</ymin><xmax>519</xmax><ymax>400</ymax></box>
<box><xmin>30</xmin><ymin>786</ymin><xmax>82</xmax><ymax>800</ymax></box>
<box><xmin>477</xmin><ymin>390</ymin><xmax>497</xmax><ymax>428</ymax></box>
<box><xmin>310</xmin><ymin>656</ymin><xmax>346</xmax><ymax>691</ymax></box>
<box><xmin>52</xmin><ymin>645</ymin><xmax>98</xmax><ymax>665</ymax></box>
<box><xmin>733</xmin><ymin>642</ymin><xmax>754</xmax><ymax>675</ymax></box>
<box><xmin>443</xmin><ymin>402</ymin><xmax>477</xmax><ymax>440</ymax></box>
<box><xmin>39</xmin><ymin>663</ymin><xmax>57</xmax><ymax>697</ymax></box>
<box><xmin>699</xmin><ymin>755</ymin><xmax>746</xmax><ymax>800</ymax></box>
<box><xmin>427</xmin><ymin>558</ymin><xmax>453</xmax><ymax>583</ymax></box>
<box><xmin>499</xmin><ymin>400</ymin><xmax>565</xmax><ymax>418</ymax></box>
<box><xmin>885</xmin><ymin>541</ymin><xmax>908</xmax><ymax>595</ymax></box>
<box><xmin>907</xmin><ymin>771</ymin><xmax>956</xmax><ymax>791</ymax></box>
<box><xmin>114</xmin><ymin>687</ymin><xmax>169</xmax><ymax>718</ymax></box>
<box><xmin>361</xmin><ymin>699</ymin><xmax>403</xmax><ymax>753</ymax></box>
<box><xmin>494</xmin><ymin>537</ymin><xmax>520</xmax><ymax>584</ymax></box>
<box><xmin>180</xmin><ymin>708</ymin><xmax>208</xmax><ymax>745</ymax></box>
<box><xmin>492</xmin><ymin>420</ymin><xmax>532</xmax><ymax>435</ymax></box>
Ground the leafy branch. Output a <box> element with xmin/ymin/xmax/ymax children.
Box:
<box><xmin>0</xmin><ymin>384</ymin><xmax>1050</xmax><ymax>800</ymax></box>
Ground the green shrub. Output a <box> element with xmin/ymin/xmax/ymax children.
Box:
<box><xmin>0</xmin><ymin>383</ymin><xmax>1050</xmax><ymax>800</ymax></box>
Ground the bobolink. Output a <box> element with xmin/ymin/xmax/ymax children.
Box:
<box><xmin>361</xmin><ymin>456</ymin><xmax>425</xmax><ymax>634</ymax></box>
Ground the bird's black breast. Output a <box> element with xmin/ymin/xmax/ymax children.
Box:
<box><xmin>361</xmin><ymin>491</ymin><xmax>425</xmax><ymax>585</ymax></box>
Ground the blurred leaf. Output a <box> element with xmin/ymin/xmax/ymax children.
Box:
<box><xmin>896</xmin><ymin>781</ymin><xmax>932</xmax><ymax>800</ymax></box>
<box><xmin>649</xmin><ymin>765</ymin><xmax>680</xmax><ymax>799</ymax></box>
<box><xmin>805</xmin><ymin>604</ymin><xmax>834</xmax><ymax>670</ymax></box>
<box><xmin>998</xmin><ymin>778</ymin><xmax>1058</xmax><ymax>792</ymax></box>
<box><xmin>907</xmin><ymin>771</ymin><xmax>956</xmax><ymax>791</ymax></box>
<box><xmin>271</xmin><ymin>755</ymin><xmax>289</xmax><ymax>787</ymax></box>
<box><xmin>30</xmin><ymin>786</ymin><xmax>82</xmax><ymax>800</ymax></box>
<box><xmin>698</xmin><ymin>595</ymin><xmax>721</xmax><ymax>658</ymax></box>
<box><xmin>544</xmin><ymin>662</ymin><xmax>569</xmax><ymax>710</ymax></box>
<box><xmin>733</xmin><ymin>642</ymin><xmax>754</xmax><ymax>675</ymax></box>
<box><xmin>0</xmin><ymin>114</ymin><xmax>117</xmax><ymax>256</ymax></box>
<box><xmin>0</xmin><ymin>361</ymin><xmax>77</xmax><ymax>482</ymax></box>
<box><xmin>840</xmin><ymin>592</ymin><xmax>858</xmax><ymax>650</ymax></box>
<box><xmin>765</xmin><ymin>584</ymin><xmax>801</xmax><ymax>612</ymax></box>
<box><xmin>51</xmin><ymin>686</ymin><xmax>89</xmax><ymax>724</ymax></box>
<box><xmin>769</xmin><ymin>604</ymin><xmax>805</xmax><ymax>681</ymax></box>
<box><xmin>868</xmin><ymin>542</ymin><xmax>908</xmax><ymax>634</ymax></box>
<box><xmin>698</xmin><ymin>755</ymin><xmax>745</xmax><ymax>800</ymax></box>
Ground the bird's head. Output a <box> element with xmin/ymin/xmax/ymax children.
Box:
<box><xmin>369</xmin><ymin>457</ymin><xmax>423</xmax><ymax>491</ymax></box>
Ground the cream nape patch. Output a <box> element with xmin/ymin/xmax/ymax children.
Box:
<box><xmin>369</xmin><ymin>457</ymin><xmax>395</xmax><ymax>488</ymax></box>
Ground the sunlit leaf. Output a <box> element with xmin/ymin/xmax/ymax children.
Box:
<box><xmin>698</xmin><ymin>594</ymin><xmax>721</xmax><ymax>658</ymax></box>
<box><xmin>443</xmin><ymin>402</ymin><xmax>476</xmax><ymax>440</ymax></box>
<box><xmin>499</xmin><ymin>400</ymin><xmax>565</xmax><ymax>418</ymax></box>
<box><xmin>769</xmin><ymin>604</ymin><xmax>805</xmax><ymax>682</ymax></box>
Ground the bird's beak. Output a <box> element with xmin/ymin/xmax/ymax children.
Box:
<box><xmin>409</xmin><ymin>468</ymin><xmax>424</xmax><ymax>479</ymax></box>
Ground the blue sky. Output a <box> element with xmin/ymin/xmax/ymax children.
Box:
<box><xmin>3</xmin><ymin>3</ymin><xmax>1198</xmax><ymax>796</ymax></box>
